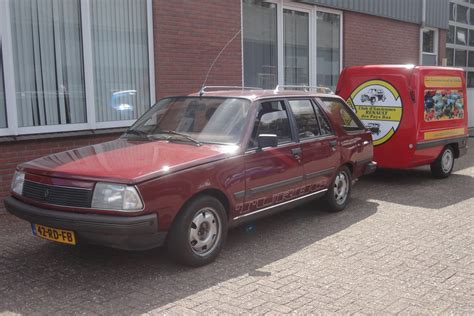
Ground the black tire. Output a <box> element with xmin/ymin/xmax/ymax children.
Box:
<box><xmin>166</xmin><ymin>195</ymin><xmax>227</xmax><ymax>267</ymax></box>
<box><xmin>322</xmin><ymin>166</ymin><xmax>352</xmax><ymax>212</ymax></box>
<box><xmin>430</xmin><ymin>145</ymin><xmax>455</xmax><ymax>179</ymax></box>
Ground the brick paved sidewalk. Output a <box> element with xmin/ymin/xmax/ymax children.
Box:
<box><xmin>0</xmin><ymin>140</ymin><xmax>473</xmax><ymax>315</ymax></box>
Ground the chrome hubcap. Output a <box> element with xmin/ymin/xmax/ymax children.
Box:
<box><xmin>334</xmin><ymin>171</ymin><xmax>349</xmax><ymax>205</ymax></box>
<box><xmin>189</xmin><ymin>208</ymin><xmax>220</xmax><ymax>256</ymax></box>
<box><xmin>441</xmin><ymin>149</ymin><xmax>454</xmax><ymax>173</ymax></box>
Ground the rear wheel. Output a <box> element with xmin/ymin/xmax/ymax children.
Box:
<box><xmin>430</xmin><ymin>145</ymin><xmax>455</xmax><ymax>179</ymax></box>
<box><xmin>166</xmin><ymin>196</ymin><xmax>227</xmax><ymax>267</ymax></box>
<box><xmin>323</xmin><ymin>166</ymin><xmax>352</xmax><ymax>212</ymax></box>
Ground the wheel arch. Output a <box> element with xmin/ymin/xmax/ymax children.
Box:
<box><xmin>448</xmin><ymin>142</ymin><xmax>460</xmax><ymax>158</ymax></box>
<box><xmin>176</xmin><ymin>187</ymin><xmax>231</xmax><ymax>222</ymax></box>
<box><xmin>341</xmin><ymin>161</ymin><xmax>354</xmax><ymax>175</ymax></box>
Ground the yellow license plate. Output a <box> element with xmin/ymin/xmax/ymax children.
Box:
<box><xmin>32</xmin><ymin>224</ymin><xmax>76</xmax><ymax>245</ymax></box>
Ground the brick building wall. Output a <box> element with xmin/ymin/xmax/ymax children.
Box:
<box><xmin>0</xmin><ymin>133</ymin><xmax>121</xmax><ymax>212</ymax></box>
<box><xmin>343</xmin><ymin>11</ymin><xmax>420</xmax><ymax>67</ymax></box>
<box><xmin>153</xmin><ymin>0</ymin><xmax>242</xmax><ymax>99</ymax></box>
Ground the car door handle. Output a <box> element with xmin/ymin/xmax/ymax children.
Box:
<box><xmin>329</xmin><ymin>140</ymin><xmax>337</xmax><ymax>147</ymax></box>
<box><xmin>291</xmin><ymin>148</ymin><xmax>302</xmax><ymax>158</ymax></box>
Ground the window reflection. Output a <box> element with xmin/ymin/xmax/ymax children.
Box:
<box><xmin>284</xmin><ymin>9</ymin><xmax>309</xmax><ymax>86</ymax></box>
<box><xmin>317</xmin><ymin>12</ymin><xmax>341</xmax><ymax>91</ymax></box>
<box><xmin>243</xmin><ymin>0</ymin><xmax>278</xmax><ymax>89</ymax></box>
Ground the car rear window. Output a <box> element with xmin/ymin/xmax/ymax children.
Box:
<box><xmin>320</xmin><ymin>97</ymin><xmax>365</xmax><ymax>131</ymax></box>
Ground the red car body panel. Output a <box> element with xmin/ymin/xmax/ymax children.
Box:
<box><xmin>337</xmin><ymin>65</ymin><xmax>468</xmax><ymax>169</ymax></box>
<box><xmin>20</xmin><ymin>139</ymin><xmax>232</xmax><ymax>184</ymax></box>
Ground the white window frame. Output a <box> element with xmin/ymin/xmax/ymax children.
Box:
<box><xmin>420</xmin><ymin>27</ymin><xmax>439</xmax><ymax>65</ymax></box>
<box><xmin>0</xmin><ymin>0</ymin><xmax>155</xmax><ymax>137</ymax></box>
<box><xmin>241</xmin><ymin>0</ymin><xmax>343</xmax><ymax>88</ymax></box>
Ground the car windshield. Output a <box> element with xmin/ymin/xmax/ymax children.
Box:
<box><xmin>125</xmin><ymin>97</ymin><xmax>251</xmax><ymax>144</ymax></box>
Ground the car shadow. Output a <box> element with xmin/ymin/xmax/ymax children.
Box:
<box><xmin>0</xmin><ymin>196</ymin><xmax>378</xmax><ymax>315</ymax></box>
<box><xmin>357</xmin><ymin>151</ymin><xmax>474</xmax><ymax>210</ymax></box>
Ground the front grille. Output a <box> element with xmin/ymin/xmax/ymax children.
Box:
<box><xmin>22</xmin><ymin>180</ymin><xmax>93</xmax><ymax>208</ymax></box>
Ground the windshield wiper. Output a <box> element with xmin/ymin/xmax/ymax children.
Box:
<box><xmin>123</xmin><ymin>129</ymin><xmax>150</xmax><ymax>139</ymax></box>
<box><xmin>152</xmin><ymin>130</ymin><xmax>202</xmax><ymax>147</ymax></box>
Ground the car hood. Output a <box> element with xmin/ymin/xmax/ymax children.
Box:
<box><xmin>20</xmin><ymin>138</ymin><xmax>239</xmax><ymax>184</ymax></box>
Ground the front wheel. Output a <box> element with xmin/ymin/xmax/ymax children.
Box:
<box><xmin>322</xmin><ymin>166</ymin><xmax>352</xmax><ymax>212</ymax></box>
<box><xmin>166</xmin><ymin>196</ymin><xmax>227</xmax><ymax>267</ymax></box>
<box><xmin>430</xmin><ymin>146</ymin><xmax>455</xmax><ymax>179</ymax></box>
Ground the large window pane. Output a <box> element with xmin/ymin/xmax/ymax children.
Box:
<box><xmin>0</xmin><ymin>45</ymin><xmax>6</xmax><ymax>128</ymax></box>
<box><xmin>243</xmin><ymin>0</ymin><xmax>278</xmax><ymax>89</ymax></box>
<box><xmin>284</xmin><ymin>9</ymin><xmax>309</xmax><ymax>86</ymax></box>
<box><xmin>91</xmin><ymin>0</ymin><xmax>150</xmax><ymax>122</ymax></box>
<box><xmin>446</xmin><ymin>48</ymin><xmax>454</xmax><ymax>66</ymax></box>
<box><xmin>317</xmin><ymin>11</ymin><xmax>340</xmax><ymax>91</ymax></box>
<box><xmin>469</xmin><ymin>51</ymin><xmax>474</xmax><ymax>67</ymax></box>
<box><xmin>10</xmin><ymin>0</ymin><xmax>86</xmax><ymax>127</ymax></box>
<box><xmin>469</xmin><ymin>30</ymin><xmax>474</xmax><ymax>46</ymax></box>
<box><xmin>447</xmin><ymin>26</ymin><xmax>454</xmax><ymax>44</ymax></box>
<box><xmin>456</xmin><ymin>27</ymin><xmax>468</xmax><ymax>45</ymax></box>
<box><xmin>422</xmin><ymin>54</ymin><xmax>437</xmax><ymax>66</ymax></box>
<box><xmin>455</xmin><ymin>49</ymin><xmax>467</xmax><ymax>67</ymax></box>
<box><xmin>457</xmin><ymin>5</ymin><xmax>469</xmax><ymax>24</ymax></box>
<box><xmin>422</xmin><ymin>30</ymin><xmax>435</xmax><ymax>53</ymax></box>
<box><xmin>468</xmin><ymin>72</ymin><xmax>474</xmax><ymax>88</ymax></box>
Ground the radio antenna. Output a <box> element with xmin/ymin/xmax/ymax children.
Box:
<box><xmin>200</xmin><ymin>29</ymin><xmax>242</xmax><ymax>96</ymax></box>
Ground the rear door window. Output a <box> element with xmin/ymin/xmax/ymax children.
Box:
<box><xmin>288</xmin><ymin>99</ymin><xmax>320</xmax><ymax>139</ymax></box>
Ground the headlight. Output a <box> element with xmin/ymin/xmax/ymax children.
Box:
<box><xmin>11</xmin><ymin>171</ymin><xmax>25</xmax><ymax>195</ymax></box>
<box><xmin>91</xmin><ymin>183</ymin><xmax>143</xmax><ymax>211</ymax></box>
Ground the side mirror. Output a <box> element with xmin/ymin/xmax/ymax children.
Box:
<box><xmin>257</xmin><ymin>134</ymin><xmax>278</xmax><ymax>150</ymax></box>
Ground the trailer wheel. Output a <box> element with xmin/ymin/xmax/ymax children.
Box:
<box><xmin>430</xmin><ymin>145</ymin><xmax>454</xmax><ymax>179</ymax></box>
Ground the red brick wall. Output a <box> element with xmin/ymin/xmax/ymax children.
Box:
<box><xmin>0</xmin><ymin>133</ymin><xmax>120</xmax><ymax>212</ymax></box>
<box><xmin>343</xmin><ymin>11</ymin><xmax>420</xmax><ymax>67</ymax></box>
<box><xmin>153</xmin><ymin>0</ymin><xmax>242</xmax><ymax>99</ymax></box>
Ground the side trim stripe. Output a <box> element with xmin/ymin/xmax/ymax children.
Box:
<box><xmin>233</xmin><ymin>191</ymin><xmax>245</xmax><ymax>199</ymax></box>
<box><xmin>233</xmin><ymin>188</ymin><xmax>328</xmax><ymax>221</ymax></box>
<box><xmin>248</xmin><ymin>176</ymin><xmax>304</xmax><ymax>196</ymax></box>
<box><xmin>304</xmin><ymin>167</ymin><xmax>335</xmax><ymax>180</ymax></box>
<box><xmin>416</xmin><ymin>136</ymin><xmax>468</xmax><ymax>150</ymax></box>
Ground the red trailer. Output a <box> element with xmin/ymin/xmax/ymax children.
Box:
<box><xmin>336</xmin><ymin>65</ymin><xmax>469</xmax><ymax>178</ymax></box>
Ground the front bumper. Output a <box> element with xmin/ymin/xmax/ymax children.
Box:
<box><xmin>4</xmin><ymin>197</ymin><xmax>166</xmax><ymax>251</ymax></box>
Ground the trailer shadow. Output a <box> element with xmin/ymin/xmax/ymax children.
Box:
<box><xmin>357</xmin><ymin>152</ymin><xmax>474</xmax><ymax>209</ymax></box>
<box><xmin>0</xmin><ymin>196</ymin><xmax>378</xmax><ymax>315</ymax></box>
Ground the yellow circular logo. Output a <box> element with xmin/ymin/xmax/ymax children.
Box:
<box><xmin>347</xmin><ymin>80</ymin><xmax>403</xmax><ymax>146</ymax></box>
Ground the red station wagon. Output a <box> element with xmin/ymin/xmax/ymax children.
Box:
<box><xmin>6</xmin><ymin>87</ymin><xmax>376</xmax><ymax>266</ymax></box>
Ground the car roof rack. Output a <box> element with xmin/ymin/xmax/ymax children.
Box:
<box><xmin>199</xmin><ymin>86</ymin><xmax>262</xmax><ymax>96</ymax></box>
<box><xmin>274</xmin><ymin>85</ymin><xmax>334</xmax><ymax>94</ymax></box>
